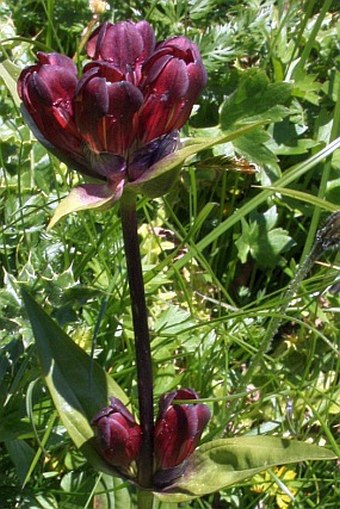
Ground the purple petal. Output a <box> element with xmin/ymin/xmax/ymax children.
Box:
<box><xmin>17</xmin><ymin>53</ymin><xmax>83</xmax><ymax>168</ymax></box>
<box><xmin>154</xmin><ymin>389</ymin><xmax>210</xmax><ymax>470</ymax></box>
<box><xmin>84</xmin><ymin>149</ymin><xmax>126</xmax><ymax>181</ymax></box>
<box><xmin>86</xmin><ymin>21</ymin><xmax>157</xmax><ymax>85</ymax></box>
<box><xmin>91</xmin><ymin>397</ymin><xmax>142</xmax><ymax>470</ymax></box>
<box><xmin>108</xmin><ymin>397</ymin><xmax>138</xmax><ymax>424</ymax></box>
<box><xmin>138</xmin><ymin>36</ymin><xmax>206</xmax><ymax>142</ymax></box>
<box><xmin>157</xmin><ymin>36</ymin><xmax>202</xmax><ymax>63</ymax></box>
<box><xmin>29</xmin><ymin>65</ymin><xmax>77</xmax><ymax>107</ymax></box>
<box><xmin>83</xmin><ymin>61</ymin><xmax>124</xmax><ymax>82</ymax></box>
<box><xmin>158</xmin><ymin>388</ymin><xmax>199</xmax><ymax>418</ymax></box>
<box><xmin>138</xmin><ymin>59</ymin><xmax>189</xmax><ymax>143</ymax></box>
<box><xmin>75</xmin><ymin>76</ymin><xmax>143</xmax><ymax>154</ymax></box>
<box><xmin>87</xmin><ymin>21</ymin><xmax>145</xmax><ymax>71</ymax></box>
<box><xmin>20</xmin><ymin>104</ymin><xmax>88</xmax><ymax>175</ymax></box>
<box><xmin>129</xmin><ymin>130</ymin><xmax>179</xmax><ymax>181</ymax></box>
<box><xmin>35</xmin><ymin>52</ymin><xmax>77</xmax><ymax>72</ymax></box>
<box><xmin>141</xmin><ymin>53</ymin><xmax>173</xmax><ymax>86</ymax></box>
<box><xmin>170</xmin><ymin>62</ymin><xmax>207</xmax><ymax>129</ymax></box>
<box><xmin>135</xmin><ymin>20</ymin><xmax>156</xmax><ymax>61</ymax></box>
<box><xmin>86</xmin><ymin>21</ymin><xmax>110</xmax><ymax>59</ymax></box>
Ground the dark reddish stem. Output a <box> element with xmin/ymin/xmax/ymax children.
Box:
<box><xmin>120</xmin><ymin>192</ymin><xmax>154</xmax><ymax>489</ymax></box>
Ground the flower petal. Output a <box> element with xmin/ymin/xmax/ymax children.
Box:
<box><xmin>87</xmin><ymin>21</ymin><xmax>148</xmax><ymax>72</ymax></box>
<box><xmin>129</xmin><ymin>130</ymin><xmax>179</xmax><ymax>181</ymax></box>
<box><xmin>154</xmin><ymin>389</ymin><xmax>211</xmax><ymax>470</ymax></box>
<box><xmin>91</xmin><ymin>397</ymin><xmax>142</xmax><ymax>471</ymax></box>
<box><xmin>135</xmin><ymin>20</ymin><xmax>156</xmax><ymax>61</ymax></box>
<box><xmin>75</xmin><ymin>72</ymin><xmax>143</xmax><ymax>154</ymax></box>
<box><xmin>20</xmin><ymin>104</ymin><xmax>91</xmax><ymax>176</ymax></box>
<box><xmin>17</xmin><ymin>52</ymin><xmax>84</xmax><ymax>167</ymax></box>
<box><xmin>138</xmin><ymin>36</ymin><xmax>207</xmax><ymax>143</ymax></box>
<box><xmin>138</xmin><ymin>59</ymin><xmax>189</xmax><ymax>143</ymax></box>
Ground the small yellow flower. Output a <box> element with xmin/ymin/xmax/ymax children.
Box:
<box><xmin>251</xmin><ymin>467</ymin><xmax>297</xmax><ymax>508</ymax></box>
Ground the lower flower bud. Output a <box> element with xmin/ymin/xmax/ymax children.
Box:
<box><xmin>91</xmin><ymin>397</ymin><xmax>142</xmax><ymax>471</ymax></box>
<box><xmin>154</xmin><ymin>389</ymin><xmax>211</xmax><ymax>471</ymax></box>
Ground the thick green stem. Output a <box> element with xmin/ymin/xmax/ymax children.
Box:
<box><xmin>137</xmin><ymin>489</ymin><xmax>154</xmax><ymax>509</ymax></box>
<box><xmin>120</xmin><ymin>192</ymin><xmax>154</xmax><ymax>490</ymax></box>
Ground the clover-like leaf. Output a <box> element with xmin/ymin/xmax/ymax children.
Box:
<box><xmin>220</xmin><ymin>70</ymin><xmax>291</xmax><ymax>130</ymax></box>
<box><xmin>235</xmin><ymin>206</ymin><xmax>294</xmax><ymax>267</ymax></box>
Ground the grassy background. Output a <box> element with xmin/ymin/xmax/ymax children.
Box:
<box><xmin>0</xmin><ymin>0</ymin><xmax>339</xmax><ymax>507</ymax></box>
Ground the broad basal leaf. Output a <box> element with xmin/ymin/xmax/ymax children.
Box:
<box><xmin>22</xmin><ymin>289</ymin><xmax>128</xmax><ymax>475</ymax></box>
<box><xmin>156</xmin><ymin>436</ymin><xmax>337</xmax><ymax>503</ymax></box>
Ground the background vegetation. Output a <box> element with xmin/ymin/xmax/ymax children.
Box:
<box><xmin>0</xmin><ymin>0</ymin><xmax>339</xmax><ymax>507</ymax></box>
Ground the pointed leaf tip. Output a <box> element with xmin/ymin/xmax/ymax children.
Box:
<box><xmin>155</xmin><ymin>436</ymin><xmax>337</xmax><ymax>502</ymax></box>
<box><xmin>47</xmin><ymin>183</ymin><xmax>123</xmax><ymax>230</ymax></box>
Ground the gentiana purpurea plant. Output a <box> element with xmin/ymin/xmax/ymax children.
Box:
<box><xmin>17</xmin><ymin>17</ymin><xmax>337</xmax><ymax>509</ymax></box>
<box><xmin>18</xmin><ymin>18</ymin><xmax>211</xmax><ymax>495</ymax></box>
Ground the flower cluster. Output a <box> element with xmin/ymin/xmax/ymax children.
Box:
<box><xmin>92</xmin><ymin>389</ymin><xmax>210</xmax><ymax>487</ymax></box>
<box><xmin>17</xmin><ymin>20</ymin><xmax>207</xmax><ymax>206</ymax></box>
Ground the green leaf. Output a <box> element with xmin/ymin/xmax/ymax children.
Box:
<box><xmin>255</xmin><ymin>186</ymin><xmax>340</xmax><ymax>212</ymax></box>
<box><xmin>233</xmin><ymin>129</ymin><xmax>280</xmax><ymax>183</ymax></box>
<box><xmin>21</xmin><ymin>289</ymin><xmax>128</xmax><ymax>475</ymax></box>
<box><xmin>234</xmin><ymin>129</ymin><xmax>276</xmax><ymax>164</ymax></box>
<box><xmin>220</xmin><ymin>70</ymin><xmax>291</xmax><ymax>130</ymax></box>
<box><xmin>292</xmin><ymin>71</ymin><xmax>322</xmax><ymax>106</ymax></box>
<box><xmin>93</xmin><ymin>475</ymin><xmax>132</xmax><ymax>509</ymax></box>
<box><xmin>128</xmin><ymin>122</ymin><xmax>266</xmax><ymax>197</ymax></box>
<box><xmin>5</xmin><ymin>439</ymin><xmax>35</xmax><ymax>485</ymax></box>
<box><xmin>235</xmin><ymin>218</ymin><xmax>253</xmax><ymax>264</ymax></box>
<box><xmin>0</xmin><ymin>60</ymin><xmax>21</xmax><ymax>108</ymax></box>
<box><xmin>48</xmin><ymin>183</ymin><xmax>123</xmax><ymax>230</ymax></box>
<box><xmin>271</xmin><ymin>119</ymin><xmax>318</xmax><ymax>155</ymax></box>
<box><xmin>153</xmin><ymin>501</ymin><xmax>178</xmax><ymax>509</ymax></box>
<box><xmin>235</xmin><ymin>206</ymin><xmax>294</xmax><ymax>267</ymax></box>
<box><xmin>156</xmin><ymin>437</ymin><xmax>337</xmax><ymax>503</ymax></box>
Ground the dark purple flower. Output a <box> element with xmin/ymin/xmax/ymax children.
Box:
<box><xmin>92</xmin><ymin>389</ymin><xmax>210</xmax><ymax>487</ymax></box>
<box><xmin>91</xmin><ymin>397</ymin><xmax>142</xmax><ymax>472</ymax></box>
<box><xmin>17</xmin><ymin>20</ymin><xmax>207</xmax><ymax>213</ymax></box>
<box><xmin>154</xmin><ymin>388</ymin><xmax>211</xmax><ymax>470</ymax></box>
